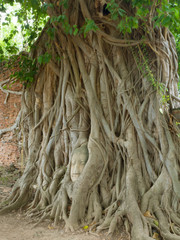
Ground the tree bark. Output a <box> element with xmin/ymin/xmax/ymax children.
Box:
<box><xmin>1</xmin><ymin>1</ymin><xmax>180</xmax><ymax>239</ymax></box>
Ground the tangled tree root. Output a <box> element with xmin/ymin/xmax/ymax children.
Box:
<box><xmin>1</xmin><ymin>1</ymin><xmax>180</xmax><ymax>240</ymax></box>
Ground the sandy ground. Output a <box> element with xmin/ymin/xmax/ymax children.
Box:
<box><xmin>0</xmin><ymin>212</ymin><xmax>102</xmax><ymax>240</ymax></box>
<box><xmin>0</xmin><ymin>166</ymin><xmax>128</xmax><ymax>240</ymax></box>
<box><xmin>0</xmin><ymin>185</ymin><xmax>103</xmax><ymax>240</ymax></box>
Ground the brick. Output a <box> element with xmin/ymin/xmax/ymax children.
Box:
<box><xmin>0</xmin><ymin>63</ymin><xmax>22</xmax><ymax>166</ymax></box>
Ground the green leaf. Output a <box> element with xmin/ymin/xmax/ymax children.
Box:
<box><xmin>0</xmin><ymin>5</ymin><xmax>6</xmax><ymax>12</ymax></box>
<box><xmin>73</xmin><ymin>28</ymin><xmax>78</xmax><ymax>36</ymax></box>
<box><xmin>38</xmin><ymin>52</ymin><xmax>52</xmax><ymax>64</ymax></box>
<box><xmin>59</xmin><ymin>0</ymin><xmax>69</xmax><ymax>9</ymax></box>
<box><xmin>69</xmin><ymin>27</ymin><xmax>73</xmax><ymax>35</ymax></box>
<box><xmin>153</xmin><ymin>220</ymin><xmax>159</xmax><ymax>227</ymax></box>
<box><xmin>174</xmin><ymin>9</ymin><xmax>179</xmax><ymax>19</ymax></box>
<box><xmin>2</xmin><ymin>22</ymin><xmax>9</xmax><ymax>26</ymax></box>
<box><xmin>106</xmin><ymin>0</ymin><xmax>126</xmax><ymax>20</ymax></box>
<box><xmin>31</xmin><ymin>0</ymin><xmax>39</xmax><ymax>9</ymax></box>
<box><xmin>57</xmin><ymin>15</ymin><xmax>66</xmax><ymax>22</ymax></box>
<box><xmin>161</xmin><ymin>16</ymin><xmax>171</xmax><ymax>27</ymax></box>
<box><xmin>118</xmin><ymin>8</ymin><xmax>126</xmax><ymax>17</ymax></box>
<box><xmin>82</xmin><ymin>19</ymin><xmax>99</xmax><ymax>38</ymax></box>
<box><xmin>46</xmin><ymin>27</ymin><xmax>55</xmax><ymax>39</ymax></box>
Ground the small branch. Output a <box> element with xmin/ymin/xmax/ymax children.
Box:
<box><xmin>78</xmin><ymin>0</ymin><xmax>92</xmax><ymax>19</ymax></box>
<box><xmin>0</xmin><ymin>79</ymin><xmax>22</xmax><ymax>96</ymax></box>
<box><xmin>0</xmin><ymin>110</ymin><xmax>21</xmax><ymax>137</ymax></box>
<box><xmin>98</xmin><ymin>30</ymin><xmax>150</xmax><ymax>47</ymax></box>
<box><xmin>4</xmin><ymin>92</ymin><xmax>9</xmax><ymax>104</ymax></box>
<box><xmin>171</xmin><ymin>94</ymin><xmax>180</xmax><ymax>103</ymax></box>
<box><xmin>49</xmin><ymin>60</ymin><xmax>60</xmax><ymax>77</ymax></box>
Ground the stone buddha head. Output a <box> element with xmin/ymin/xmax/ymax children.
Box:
<box><xmin>70</xmin><ymin>143</ymin><xmax>88</xmax><ymax>182</ymax></box>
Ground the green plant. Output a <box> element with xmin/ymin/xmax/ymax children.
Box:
<box><xmin>80</xmin><ymin>19</ymin><xmax>99</xmax><ymax>38</ymax></box>
<box><xmin>131</xmin><ymin>45</ymin><xmax>170</xmax><ymax>105</ymax></box>
<box><xmin>38</xmin><ymin>52</ymin><xmax>52</xmax><ymax>65</ymax></box>
<box><xmin>10</xmin><ymin>54</ymin><xmax>37</xmax><ymax>87</ymax></box>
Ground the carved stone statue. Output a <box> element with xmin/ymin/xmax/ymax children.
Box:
<box><xmin>70</xmin><ymin>143</ymin><xmax>89</xmax><ymax>182</ymax></box>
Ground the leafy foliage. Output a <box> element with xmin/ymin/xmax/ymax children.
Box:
<box><xmin>0</xmin><ymin>0</ymin><xmax>47</xmax><ymax>57</ymax></box>
<box><xmin>170</xmin><ymin>28</ymin><xmax>180</xmax><ymax>89</ymax></box>
<box><xmin>80</xmin><ymin>19</ymin><xmax>99</xmax><ymax>37</ymax></box>
<box><xmin>106</xmin><ymin>0</ymin><xmax>180</xmax><ymax>89</ymax></box>
<box><xmin>38</xmin><ymin>52</ymin><xmax>52</xmax><ymax>65</ymax></box>
<box><xmin>9</xmin><ymin>54</ymin><xmax>37</xmax><ymax>87</ymax></box>
<box><xmin>105</xmin><ymin>0</ymin><xmax>180</xmax><ymax>33</ymax></box>
<box><xmin>0</xmin><ymin>0</ymin><xmax>179</xmax><ymax>88</ymax></box>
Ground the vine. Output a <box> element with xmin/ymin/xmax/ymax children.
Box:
<box><xmin>131</xmin><ymin>44</ymin><xmax>170</xmax><ymax>106</ymax></box>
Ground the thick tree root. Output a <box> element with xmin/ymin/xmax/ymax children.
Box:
<box><xmin>1</xmin><ymin>1</ymin><xmax>180</xmax><ymax>240</ymax></box>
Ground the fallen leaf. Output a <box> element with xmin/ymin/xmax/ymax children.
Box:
<box><xmin>48</xmin><ymin>224</ymin><xmax>55</xmax><ymax>230</ymax></box>
<box><xmin>153</xmin><ymin>232</ymin><xmax>160</xmax><ymax>240</ymax></box>
<box><xmin>144</xmin><ymin>211</ymin><xmax>153</xmax><ymax>218</ymax></box>
<box><xmin>83</xmin><ymin>225</ymin><xmax>89</xmax><ymax>230</ymax></box>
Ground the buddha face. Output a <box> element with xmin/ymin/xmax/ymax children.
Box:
<box><xmin>71</xmin><ymin>144</ymin><xmax>88</xmax><ymax>182</ymax></box>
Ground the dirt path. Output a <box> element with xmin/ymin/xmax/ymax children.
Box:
<box><xmin>0</xmin><ymin>212</ymin><xmax>102</xmax><ymax>240</ymax></box>
<box><xmin>0</xmin><ymin>166</ymin><xmax>128</xmax><ymax>240</ymax></box>
<box><xmin>0</xmin><ymin>185</ymin><xmax>103</xmax><ymax>240</ymax></box>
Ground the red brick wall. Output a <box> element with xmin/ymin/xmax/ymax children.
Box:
<box><xmin>0</xmin><ymin>64</ymin><xmax>22</xmax><ymax>166</ymax></box>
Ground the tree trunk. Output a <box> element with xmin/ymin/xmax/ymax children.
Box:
<box><xmin>1</xmin><ymin>1</ymin><xmax>180</xmax><ymax>239</ymax></box>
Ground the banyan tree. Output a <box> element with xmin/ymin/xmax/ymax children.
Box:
<box><xmin>1</xmin><ymin>0</ymin><xmax>180</xmax><ymax>239</ymax></box>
